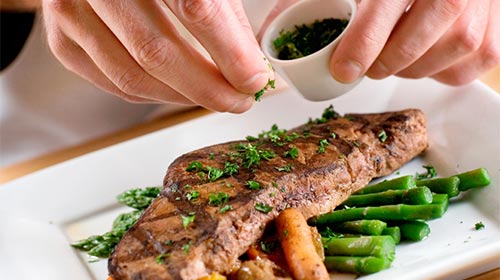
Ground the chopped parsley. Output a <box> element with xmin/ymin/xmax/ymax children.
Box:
<box><xmin>254</xmin><ymin>79</ymin><xmax>276</xmax><ymax>101</ymax></box>
<box><xmin>275</xmin><ymin>165</ymin><xmax>293</xmax><ymax>172</ymax></box>
<box><xmin>181</xmin><ymin>213</ymin><xmax>195</xmax><ymax>228</ymax></box>
<box><xmin>416</xmin><ymin>165</ymin><xmax>437</xmax><ymax>180</ymax></box>
<box><xmin>378</xmin><ymin>130</ymin><xmax>388</xmax><ymax>143</ymax></box>
<box><xmin>273</xmin><ymin>18</ymin><xmax>348</xmax><ymax>60</ymax></box>
<box><xmin>186</xmin><ymin>161</ymin><xmax>203</xmax><ymax>172</ymax></box>
<box><xmin>156</xmin><ymin>252</ymin><xmax>170</xmax><ymax>264</ymax></box>
<box><xmin>317</xmin><ymin>139</ymin><xmax>329</xmax><ymax>154</ymax></box>
<box><xmin>474</xmin><ymin>221</ymin><xmax>485</xmax><ymax>230</ymax></box>
<box><xmin>236</xmin><ymin>143</ymin><xmax>276</xmax><ymax>168</ymax></box>
<box><xmin>182</xmin><ymin>240</ymin><xmax>193</xmax><ymax>254</ymax></box>
<box><xmin>255</xmin><ymin>202</ymin><xmax>273</xmax><ymax>213</ymax></box>
<box><xmin>260</xmin><ymin>241</ymin><xmax>277</xmax><ymax>254</ymax></box>
<box><xmin>208</xmin><ymin>192</ymin><xmax>230</xmax><ymax>206</ymax></box>
<box><xmin>223</xmin><ymin>162</ymin><xmax>239</xmax><ymax>176</ymax></box>
<box><xmin>205</xmin><ymin>166</ymin><xmax>224</xmax><ymax>182</ymax></box>
<box><xmin>246</xmin><ymin>180</ymin><xmax>261</xmax><ymax>190</ymax></box>
<box><xmin>185</xmin><ymin>190</ymin><xmax>200</xmax><ymax>201</ymax></box>
<box><xmin>284</xmin><ymin>146</ymin><xmax>299</xmax><ymax>158</ymax></box>
<box><xmin>353</xmin><ymin>140</ymin><xmax>360</xmax><ymax>147</ymax></box>
<box><xmin>219</xmin><ymin>204</ymin><xmax>233</xmax><ymax>213</ymax></box>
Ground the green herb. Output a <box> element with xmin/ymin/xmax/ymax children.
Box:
<box><xmin>255</xmin><ymin>79</ymin><xmax>276</xmax><ymax>101</ymax></box>
<box><xmin>260</xmin><ymin>241</ymin><xmax>276</xmax><ymax>254</ymax></box>
<box><xmin>181</xmin><ymin>213</ymin><xmax>195</xmax><ymax>228</ymax></box>
<box><xmin>353</xmin><ymin>141</ymin><xmax>360</xmax><ymax>147</ymax></box>
<box><xmin>416</xmin><ymin>165</ymin><xmax>437</xmax><ymax>180</ymax></box>
<box><xmin>283</xmin><ymin>229</ymin><xmax>289</xmax><ymax>237</ymax></box>
<box><xmin>182</xmin><ymin>240</ymin><xmax>193</xmax><ymax>254</ymax></box>
<box><xmin>317</xmin><ymin>139</ymin><xmax>329</xmax><ymax>154</ymax></box>
<box><xmin>165</xmin><ymin>240</ymin><xmax>173</xmax><ymax>245</ymax></box>
<box><xmin>246</xmin><ymin>135</ymin><xmax>258</xmax><ymax>141</ymax></box>
<box><xmin>255</xmin><ymin>202</ymin><xmax>273</xmax><ymax>213</ymax></box>
<box><xmin>284</xmin><ymin>146</ymin><xmax>299</xmax><ymax>158</ymax></box>
<box><xmin>116</xmin><ymin>187</ymin><xmax>161</xmax><ymax>210</ymax></box>
<box><xmin>156</xmin><ymin>253</ymin><xmax>170</xmax><ymax>264</ymax></box>
<box><xmin>378</xmin><ymin>130</ymin><xmax>388</xmax><ymax>143</ymax></box>
<box><xmin>185</xmin><ymin>190</ymin><xmax>200</xmax><ymax>201</ymax></box>
<box><xmin>246</xmin><ymin>180</ymin><xmax>261</xmax><ymax>190</ymax></box>
<box><xmin>184</xmin><ymin>184</ymin><xmax>192</xmax><ymax>189</ymax></box>
<box><xmin>71</xmin><ymin>210</ymin><xmax>142</xmax><ymax>258</ymax></box>
<box><xmin>208</xmin><ymin>192</ymin><xmax>230</xmax><ymax>206</ymax></box>
<box><xmin>224</xmin><ymin>162</ymin><xmax>239</xmax><ymax>176</ymax></box>
<box><xmin>269</xmin><ymin>192</ymin><xmax>275</xmax><ymax>197</ymax></box>
<box><xmin>275</xmin><ymin>165</ymin><xmax>293</xmax><ymax>172</ymax></box>
<box><xmin>186</xmin><ymin>161</ymin><xmax>203</xmax><ymax>172</ymax></box>
<box><xmin>274</xmin><ymin>18</ymin><xmax>348</xmax><ymax>60</ymax></box>
<box><xmin>205</xmin><ymin>166</ymin><xmax>224</xmax><ymax>182</ymax></box>
<box><xmin>219</xmin><ymin>204</ymin><xmax>234</xmax><ymax>213</ymax></box>
<box><xmin>209</xmin><ymin>153</ymin><xmax>215</xmax><ymax>160</ymax></box>
<box><xmin>236</xmin><ymin>143</ymin><xmax>276</xmax><ymax>168</ymax></box>
<box><xmin>475</xmin><ymin>221</ymin><xmax>485</xmax><ymax>230</ymax></box>
<box><xmin>330</xmin><ymin>132</ymin><xmax>337</xmax><ymax>139</ymax></box>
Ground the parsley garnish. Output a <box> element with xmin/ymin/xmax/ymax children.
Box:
<box><xmin>255</xmin><ymin>202</ymin><xmax>273</xmax><ymax>213</ymax></box>
<box><xmin>416</xmin><ymin>165</ymin><xmax>437</xmax><ymax>180</ymax></box>
<box><xmin>208</xmin><ymin>192</ymin><xmax>230</xmax><ymax>206</ymax></box>
<box><xmin>186</xmin><ymin>161</ymin><xmax>203</xmax><ymax>172</ymax></box>
<box><xmin>284</xmin><ymin>146</ymin><xmax>299</xmax><ymax>158</ymax></box>
<box><xmin>353</xmin><ymin>140</ymin><xmax>360</xmax><ymax>147</ymax></box>
<box><xmin>260</xmin><ymin>241</ymin><xmax>276</xmax><ymax>254</ymax></box>
<box><xmin>181</xmin><ymin>213</ymin><xmax>195</xmax><ymax>228</ymax></box>
<box><xmin>205</xmin><ymin>166</ymin><xmax>224</xmax><ymax>182</ymax></box>
<box><xmin>185</xmin><ymin>190</ymin><xmax>200</xmax><ymax>201</ymax></box>
<box><xmin>275</xmin><ymin>165</ymin><xmax>292</xmax><ymax>172</ymax></box>
<box><xmin>224</xmin><ymin>162</ymin><xmax>239</xmax><ymax>176</ymax></box>
<box><xmin>475</xmin><ymin>221</ymin><xmax>485</xmax><ymax>230</ymax></box>
<box><xmin>236</xmin><ymin>143</ymin><xmax>276</xmax><ymax>168</ymax></box>
<box><xmin>182</xmin><ymin>240</ymin><xmax>193</xmax><ymax>254</ymax></box>
<box><xmin>246</xmin><ymin>180</ymin><xmax>261</xmax><ymax>190</ymax></box>
<box><xmin>378</xmin><ymin>130</ymin><xmax>388</xmax><ymax>143</ymax></box>
<box><xmin>317</xmin><ymin>139</ymin><xmax>329</xmax><ymax>154</ymax></box>
<box><xmin>219</xmin><ymin>204</ymin><xmax>233</xmax><ymax>213</ymax></box>
<box><xmin>254</xmin><ymin>79</ymin><xmax>276</xmax><ymax>101</ymax></box>
<box><xmin>156</xmin><ymin>253</ymin><xmax>170</xmax><ymax>264</ymax></box>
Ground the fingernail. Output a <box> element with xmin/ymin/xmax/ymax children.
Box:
<box><xmin>243</xmin><ymin>72</ymin><xmax>269</xmax><ymax>91</ymax></box>
<box><xmin>368</xmin><ymin>59</ymin><xmax>390</xmax><ymax>79</ymax></box>
<box><xmin>333</xmin><ymin>59</ymin><xmax>363</xmax><ymax>83</ymax></box>
<box><xmin>228</xmin><ymin>96</ymin><xmax>254</xmax><ymax>113</ymax></box>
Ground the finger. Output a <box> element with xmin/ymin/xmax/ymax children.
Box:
<box><xmin>330</xmin><ymin>0</ymin><xmax>412</xmax><ymax>83</ymax></box>
<box><xmin>164</xmin><ymin>0</ymin><xmax>273</xmax><ymax>93</ymax></box>
<box><xmin>396</xmin><ymin>0</ymin><xmax>489</xmax><ymax>78</ymax></box>
<box><xmin>45</xmin><ymin>0</ymin><xmax>193</xmax><ymax>106</ymax></box>
<box><xmin>87</xmin><ymin>0</ymin><xmax>254</xmax><ymax>113</ymax></box>
<box><xmin>432</xmin><ymin>0</ymin><xmax>500</xmax><ymax>85</ymax></box>
<box><xmin>367</xmin><ymin>0</ymin><xmax>469</xmax><ymax>79</ymax></box>
<box><xmin>43</xmin><ymin>10</ymin><xmax>155</xmax><ymax>104</ymax></box>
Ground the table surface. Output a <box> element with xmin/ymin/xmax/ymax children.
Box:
<box><xmin>1</xmin><ymin>67</ymin><xmax>499</xmax><ymax>280</ymax></box>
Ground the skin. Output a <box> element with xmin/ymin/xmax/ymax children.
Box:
<box><xmin>264</xmin><ymin>0</ymin><xmax>500</xmax><ymax>86</ymax></box>
<box><xmin>5</xmin><ymin>0</ymin><xmax>499</xmax><ymax>112</ymax></box>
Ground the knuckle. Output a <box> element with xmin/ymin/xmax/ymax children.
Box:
<box><xmin>45</xmin><ymin>0</ymin><xmax>76</xmax><ymax>14</ymax></box>
<box><xmin>177</xmin><ymin>0</ymin><xmax>222</xmax><ymax>25</ymax></box>
<box><xmin>132</xmin><ymin>36</ymin><xmax>176</xmax><ymax>73</ymax></box>
<box><xmin>115</xmin><ymin>68</ymin><xmax>147</xmax><ymax>95</ymax></box>
<box><xmin>394</xmin><ymin>43</ymin><xmax>419</xmax><ymax>64</ymax></box>
<box><xmin>454</xmin><ymin>28</ymin><xmax>483</xmax><ymax>54</ymax></box>
<box><xmin>435</xmin><ymin>0</ymin><xmax>468</xmax><ymax>18</ymax></box>
<box><xmin>481</xmin><ymin>42</ymin><xmax>500</xmax><ymax>68</ymax></box>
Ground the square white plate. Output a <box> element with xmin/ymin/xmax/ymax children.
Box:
<box><xmin>1</xmin><ymin>77</ymin><xmax>499</xmax><ymax>280</ymax></box>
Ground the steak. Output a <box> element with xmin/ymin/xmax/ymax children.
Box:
<box><xmin>108</xmin><ymin>108</ymin><xmax>428</xmax><ymax>280</ymax></box>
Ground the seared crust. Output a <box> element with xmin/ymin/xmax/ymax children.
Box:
<box><xmin>109</xmin><ymin>109</ymin><xmax>428</xmax><ymax>280</ymax></box>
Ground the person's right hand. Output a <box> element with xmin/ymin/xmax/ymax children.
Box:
<box><xmin>42</xmin><ymin>0</ymin><xmax>273</xmax><ymax>113</ymax></box>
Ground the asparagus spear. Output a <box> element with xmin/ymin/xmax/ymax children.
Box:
<box><xmin>354</xmin><ymin>175</ymin><xmax>416</xmax><ymax>195</ymax></box>
<box><xmin>324</xmin><ymin>256</ymin><xmax>392</xmax><ymax>274</ymax></box>
<box><xmin>416</xmin><ymin>176</ymin><xmax>460</xmax><ymax>197</ymax></box>
<box><xmin>322</xmin><ymin>236</ymin><xmax>395</xmax><ymax>260</ymax></box>
<box><xmin>456</xmin><ymin>168</ymin><xmax>491</xmax><ymax>191</ymax></box>
<box><xmin>328</xmin><ymin>220</ymin><xmax>387</xmax><ymax>235</ymax></box>
<box><xmin>395</xmin><ymin>221</ymin><xmax>431</xmax><ymax>241</ymax></box>
<box><xmin>341</xmin><ymin>186</ymin><xmax>433</xmax><ymax>207</ymax></box>
<box><xmin>310</xmin><ymin>194</ymin><xmax>449</xmax><ymax>225</ymax></box>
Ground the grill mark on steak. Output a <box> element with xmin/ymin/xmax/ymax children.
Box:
<box><xmin>109</xmin><ymin>109</ymin><xmax>428</xmax><ymax>280</ymax></box>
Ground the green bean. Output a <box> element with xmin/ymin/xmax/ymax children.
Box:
<box><xmin>322</xmin><ymin>236</ymin><xmax>395</xmax><ymax>260</ymax></box>
<box><xmin>396</xmin><ymin>221</ymin><xmax>431</xmax><ymax>241</ymax></box>
<box><xmin>324</xmin><ymin>256</ymin><xmax>392</xmax><ymax>275</ymax></box>
<box><xmin>354</xmin><ymin>175</ymin><xmax>416</xmax><ymax>195</ymax></box>
<box><xmin>382</xmin><ymin>227</ymin><xmax>401</xmax><ymax>244</ymax></box>
<box><xmin>328</xmin><ymin>220</ymin><xmax>387</xmax><ymax>235</ymax></box>
<box><xmin>341</xmin><ymin>186</ymin><xmax>433</xmax><ymax>207</ymax></box>
<box><xmin>456</xmin><ymin>168</ymin><xmax>491</xmax><ymax>191</ymax></box>
<box><xmin>416</xmin><ymin>176</ymin><xmax>460</xmax><ymax>197</ymax></box>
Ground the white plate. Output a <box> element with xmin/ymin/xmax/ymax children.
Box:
<box><xmin>1</xmin><ymin>77</ymin><xmax>499</xmax><ymax>280</ymax></box>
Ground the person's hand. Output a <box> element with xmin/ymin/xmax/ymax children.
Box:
<box><xmin>42</xmin><ymin>0</ymin><xmax>273</xmax><ymax>113</ymax></box>
<box><xmin>262</xmin><ymin>0</ymin><xmax>499</xmax><ymax>86</ymax></box>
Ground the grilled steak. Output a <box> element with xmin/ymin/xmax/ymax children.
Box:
<box><xmin>109</xmin><ymin>108</ymin><xmax>428</xmax><ymax>280</ymax></box>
